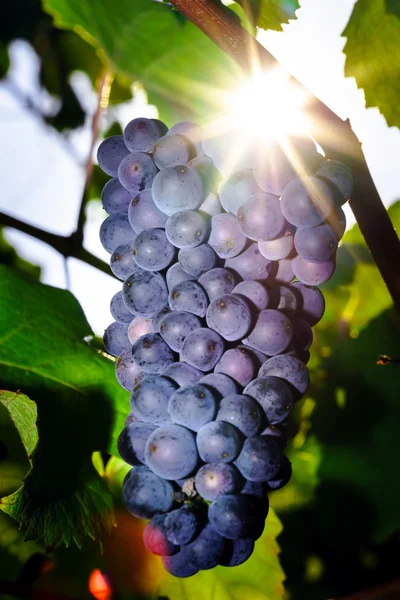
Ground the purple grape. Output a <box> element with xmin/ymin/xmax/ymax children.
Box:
<box><xmin>225</xmin><ymin>244</ymin><xmax>274</xmax><ymax>281</ymax></box>
<box><xmin>166</xmin><ymin>263</ymin><xmax>196</xmax><ymax>291</ymax></box>
<box><xmin>168</xmin><ymin>384</ymin><xmax>218</xmax><ymax>431</ymax></box>
<box><xmin>123</xmin><ymin>270</ymin><xmax>168</xmax><ymax>318</ymax></box>
<box><xmin>237</xmin><ymin>344</ymin><xmax>268</xmax><ymax>368</ymax></box>
<box><xmin>97</xmin><ymin>135</ymin><xmax>129</xmax><ymax>177</ymax></box>
<box><xmin>292</xmin><ymin>255</ymin><xmax>336</xmax><ymax>285</ymax></box>
<box><xmin>199</xmin><ymin>192</ymin><xmax>222</xmax><ymax>216</ymax></box>
<box><xmin>100</xmin><ymin>213</ymin><xmax>136</xmax><ymax>254</ymax></box>
<box><xmin>123</xmin><ymin>117</ymin><xmax>165</xmax><ymax>153</ymax></box>
<box><xmin>165</xmin><ymin>210</ymin><xmax>209</xmax><ymax>249</ymax></box>
<box><xmin>216</xmin><ymin>394</ymin><xmax>264</xmax><ymax>437</ymax></box>
<box><xmin>152</xmin><ymin>165</ymin><xmax>204</xmax><ymax>216</ymax></box>
<box><xmin>145</xmin><ymin>423</ymin><xmax>199</xmax><ymax>479</ymax></box>
<box><xmin>110</xmin><ymin>290</ymin><xmax>134</xmax><ymax>324</ymax></box>
<box><xmin>273</xmin><ymin>257</ymin><xmax>295</xmax><ymax>284</ymax></box>
<box><xmin>244</xmin><ymin>376</ymin><xmax>294</xmax><ymax>424</ymax></box>
<box><xmin>118</xmin><ymin>152</ymin><xmax>158</xmax><ymax>193</ymax></box>
<box><xmin>326</xmin><ymin>204</ymin><xmax>346</xmax><ymax>240</ymax></box>
<box><xmin>259</xmin><ymin>354</ymin><xmax>310</xmax><ymax>400</ymax></box>
<box><xmin>316</xmin><ymin>159</ymin><xmax>353</xmax><ymax>202</ymax></box>
<box><xmin>219</xmin><ymin>170</ymin><xmax>259</xmax><ymax>215</ymax></box>
<box><xmin>168</xmin><ymin>121</ymin><xmax>204</xmax><ymax>156</ymax></box>
<box><xmin>220</xmin><ymin>538</ymin><xmax>255</xmax><ymax>567</ymax></box>
<box><xmin>195</xmin><ymin>463</ymin><xmax>243</xmax><ymax>501</ymax></box>
<box><xmin>265</xmin><ymin>454</ymin><xmax>292</xmax><ymax>491</ymax></box>
<box><xmin>291</xmin><ymin>317</ymin><xmax>313</xmax><ymax>350</ymax></box>
<box><xmin>215</xmin><ymin>347</ymin><xmax>257</xmax><ymax>387</ymax></box>
<box><xmin>247</xmin><ymin>309</ymin><xmax>293</xmax><ymax>355</ymax></box>
<box><xmin>294</xmin><ymin>224</ymin><xmax>338</xmax><ymax>263</ymax></box>
<box><xmin>280</xmin><ymin>176</ymin><xmax>337</xmax><ymax>227</ymax></box>
<box><xmin>185</xmin><ymin>523</ymin><xmax>227</xmax><ymax>570</ymax></box>
<box><xmin>162</xmin><ymin>362</ymin><xmax>203</xmax><ymax>387</ymax></box>
<box><xmin>268</xmin><ymin>285</ymin><xmax>298</xmax><ymax>314</ymax></box>
<box><xmin>199</xmin><ymin>373</ymin><xmax>239</xmax><ymax>398</ymax></box>
<box><xmin>132</xmin><ymin>333</ymin><xmax>174</xmax><ymax>374</ymax></box>
<box><xmin>164</xmin><ymin>505</ymin><xmax>203</xmax><ymax>545</ymax></box>
<box><xmin>198</xmin><ymin>268</ymin><xmax>237</xmax><ymax>301</ymax></box>
<box><xmin>178</xmin><ymin>244</ymin><xmax>217</xmax><ymax>277</ymax></box>
<box><xmin>159</xmin><ymin>310</ymin><xmax>201</xmax><ymax>352</ymax></box>
<box><xmin>118</xmin><ymin>421</ymin><xmax>157</xmax><ymax>466</ymax></box>
<box><xmin>153</xmin><ymin>134</ymin><xmax>194</xmax><ymax>169</ymax></box>
<box><xmin>169</xmin><ymin>281</ymin><xmax>208</xmax><ymax>317</ymax></box>
<box><xmin>103</xmin><ymin>321</ymin><xmax>130</xmax><ymax>356</ymax></box>
<box><xmin>110</xmin><ymin>242</ymin><xmax>138</xmax><ymax>280</ymax></box>
<box><xmin>232</xmin><ymin>280</ymin><xmax>269</xmax><ymax>311</ymax></box>
<box><xmin>132</xmin><ymin>228</ymin><xmax>175</xmax><ymax>271</ymax></box>
<box><xmin>152</xmin><ymin>306</ymin><xmax>171</xmax><ymax>332</ymax></box>
<box><xmin>115</xmin><ymin>349</ymin><xmax>144</xmax><ymax>391</ymax></box>
<box><xmin>209</xmin><ymin>213</ymin><xmax>247</xmax><ymax>259</ymax></box>
<box><xmin>188</xmin><ymin>156</ymin><xmax>219</xmax><ymax>195</ymax></box>
<box><xmin>206</xmin><ymin>294</ymin><xmax>252</xmax><ymax>342</ymax></box>
<box><xmin>237</xmin><ymin>192</ymin><xmax>286</xmax><ymax>241</ymax></box>
<box><xmin>123</xmin><ymin>466</ymin><xmax>175</xmax><ymax>519</ymax></box>
<box><xmin>258</xmin><ymin>228</ymin><xmax>294</xmax><ymax>260</ymax></box>
<box><xmin>162</xmin><ymin>550</ymin><xmax>199</xmax><ymax>578</ymax></box>
<box><xmin>261</xmin><ymin>424</ymin><xmax>287</xmax><ymax>449</ymax></box>
<box><xmin>291</xmin><ymin>282</ymin><xmax>325</xmax><ymax>326</ymax></box>
<box><xmin>181</xmin><ymin>327</ymin><xmax>224</xmax><ymax>371</ymax></box>
<box><xmin>235</xmin><ymin>436</ymin><xmax>282</xmax><ymax>482</ymax></box>
<box><xmin>127</xmin><ymin>317</ymin><xmax>154</xmax><ymax>344</ymax></box>
<box><xmin>208</xmin><ymin>495</ymin><xmax>262</xmax><ymax>539</ymax></box>
<box><xmin>143</xmin><ymin>514</ymin><xmax>178</xmax><ymax>556</ymax></box>
<box><xmin>130</xmin><ymin>375</ymin><xmax>178</xmax><ymax>424</ymax></box>
<box><xmin>196</xmin><ymin>421</ymin><xmax>243</xmax><ymax>463</ymax></box>
<box><xmin>101</xmin><ymin>177</ymin><xmax>133</xmax><ymax>214</ymax></box>
<box><xmin>128</xmin><ymin>189</ymin><xmax>167</xmax><ymax>233</ymax></box>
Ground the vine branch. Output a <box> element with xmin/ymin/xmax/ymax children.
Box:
<box><xmin>170</xmin><ymin>0</ymin><xmax>400</xmax><ymax>313</ymax></box>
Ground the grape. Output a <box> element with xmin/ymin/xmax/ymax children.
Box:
<box><xmin>128</xmin><ymin>189</ymin><xmax>167</xmax><ymax>233</ymax></box>
<box><xmin>265</xmin><ymin>454</ymin><xmax>292</xmax><ymax>491</ymax></box>
<box><xmin>130</xmin><ymin>375</ymin><xmax>178</xmax><ymax>424</ymax></box>
<box><xmin>178</xmin><ymin>244</ymin><xmax>217</xmax><ymax>277</ymax></box>
<box><xmin>232</xmin><ymin>280</ymin><xmax>268</xmax><ymax>311</ymax></box>
<box><xmin>153</xmin><ymin>134</ymin><xmax>194</xmax><ymax>169</ymax></box>
<box><xmin>118</xmin><ymin>152</ymin><xmax>158</xmax><ymax>193</ymax></box>
<box><xmin>132</xmin><ymin>333</ymin><xmax>174</xmax><ymax>374</ymax></box>
<box><xmin>166</xmin><ymin>263</ymin><xmax>197</xmax><ymax>291</ymax></box>
<box><xmin>316</xmin><ymin>159</ymin><xmax>353</xmax><ymax>202</ymax></box>
<box><xmin>219</xmin><ymin>538</ymin><xmax>255</xmax><ymax>567</ymax></box>
<box><xmin>326</xmin><ymin>204</ymin><xmax>346</xmax><ymax>240</ymax></box>
<box><xmin>253</xmin><ymin>135</ymin><xmax>321</xmax><ymax>196</ymax></box>
<box><xmin>238</xmin><ymin>192</ymin><xmax>286</xmax><ymax>241</ymax></box>
<box><xmin>110</xmin><ymin>290</ymin><xmax>134</xmax><ymax>324</ymax></box>
<box><xmin>196</xmin><ymin>421</ymin><xmax>243</xmax><ymax>463</ymax></box>
<box><xmin>127</xmin><ymin>317</ymin><xmax>154</xmax><ymax>344</ymax></box>
<box><xmin>237</xmin><ymin>344</ymin><xmax>268</xmax><ymax>368</ymax></box>
<box><xmin>145</xmin><ymin>423</ymin><xmax>199</xmax><ymax>479</ymax></box>
<box><xmin>188</xmin><ymin>156</ymin><xmax>219</xmax><ymax>195</ymax></box>
<box><xmin>159</xmin><ymin>311</ymin><xmax>201</xmax><ymax>352</ymax></box>
<box><xmin>258</xmin><ymin>355</ymin><xmax>310</xmax><ymax>399</ymax></box>
<box><xmin>168</xmin><ymin>384</ymin><xmax>218</xmax><ymax>432</ymax></box>
<box><xmin>103</xmin><ymin>321</ymin><xmax>130</xmax><ymax>356</ymax></box>
<box><xmin>261</xmin><ymin>424</ymin><xmax>287</xmax><ymax>449</ymax></box>
<box><xmin>219</xmin><ymin>170</ymin><xmax>259</xmax><ymax>215</ymax></box>
<box><xmin>208</xmin><ymin>495</ymin><xmax>261</xmax><ymax>539</ymax></box>
<box><xmin>193</xmin><ymin>462</ymin><xmax>242</xmax><ymax>501</ymax></box>
<box><xmin>122</xmin><ymin>466</ymin><xmax>175</xmax><ymax>519</ymax></box>
<box><xmin>291</xmin><ymin>282</ymin><xmax>325</xmax><ymax>326</ymax></box>
<box><xmin>152</xmin><ymin>306</ymin><xmax>171</xmax><ymax>333</ymax></box>
<box><xmin>162</xmin><ymin>362</ymin><xmax>203</xmax><ymax>387</ymax></box>
<box><xmin>199</xmin><ymin>192</ymin><xmax>222</xmax><ymax>216</ymax></box>
<box><xmin>283</xmin><ymin>345</ymin><xmax>310</xmax><ymax>365</ymax></box>
<box><xmin>123</xmin><ymin>117</ymin><xmax>165</xmax><ymax>153</ymax></box>
<box><xmin>97</xmin><ymin>135</ymin><xmax>129</xmax><ymax>177</ymax></box>
<box><xmin>123</xmin><ymin>270</ymin><xmax>168</xmax><ymax>317</ymax></box>
<box><xmin>164</xmin><ymin>505</ymin><xmax>203</xmax><ymax>545</ymax></box>
<box><xmin>208</xmin><ymin>213</ymin><xmax>247</xmax><ymax>259</ymax></box>
<box><xmin>241</xmin><ymin>479</ymin><xmax>268</xmax><ymax>499</ymax></box>
<box><xmin>258</xmin><ymin>228</ymin><xmax>294</xmax><ymax>260</ymax></box>
<box><xmin>280</xmin><ymin>176</ymin><xmax>336</xmax><ymax>227</ymax></box>
<box><xmin>181</xmin><ymin>328</ymin><xmax>225</xmax><ymax>371</ymax></box>
<box><xmin>199</xmin><ymin>373</ymin><xmax>239</xmax><ymax>398</ymax></box>
<box><xmin>268</xmin><ymin>285</ymin><xmax>298</xmax><ymax>314</ymax></box>
<box><xmin>169</xmin><ymin>281</ymin><xmax>208</xmax><ymax>317</ymax></box>
<box><xmin>294</xmin><ymin>224</ymin><xmax>338</xmax><ymax>263</ymax></box>
<box><xmin>247</xmin><ymin>309</ymin><xmax>293</xmax><ymax>356</ymax></box>
<box><xmin>132</xmin><ymin>228</ymin><xmax>175</xmax><ymax>271</ymax></box>
<box><xmin>198</xmin><ymin>268</ymin><xmax>237</xmax><ymax>301</ymax></box>
<box><xmin>244</xmin><ymin>377</ymin><xmax>294</xmax><ymax>424</ymax></box>
<box><xmin>185</xmin><ymin>524</ymin><xmax>227</xmax><ymax>570</ymax></box>
<box><xmin>216</xmin><ymin>394</ymin><xmax>264</xmax><ymax>437</ymax></box>
<box><xmin>115</xmin><ymin>349</ymin><xmax>144</xmax><ymax>391</ymax></box>
<box><xmin>118</xmin><ymin>421</ymin><xmax>157</xmax><ymax>466</ymax></box>
<box><xmin>225</xmin><ymin>244</ymin><xmax>274</xmax><ymax>281</ymax></box>
<box><xmin>235</xmin><ymin>436</ymin><xmax>282</xmax><ymax>482</ymax></box>
<box><xmin>273</xmin><ymin>257</ymin><xmax>295</xmax><ymax>284</ymax></box>
<box><xmin>152</xmin><ymin>165</ymin><xmax>204</xmax><ymax>216</ymax></box>
<box><xmin>168</xmin><ymin>121</ymin><xmax>204</xmax><ymax>156</ymax></box>
<box><xmin>143</xmin><ymin>514</ymin><xmax>178</xmax><ymax>556</ymax></box>
<box><xmin>110</xmin><ymin>243</ymin><xmax>138</xmax><ymax>280</ymax></box>
<box><xmin>215</xmin><ymin>348</ymin><xmax>257</xmax><ymax>387</ymax></box>
<box><xmin>292</xmin><ymin>255</ymin><xmax>335</xmax><ymax>285</ymax></box>
<box><xmin>165</xmin><ymin>210</ymin><xmax>209</xmax><ymax>249</ymax></box>
<box><xmin>100</xmin><ymin>213</ymin><xmax>136</xmax><ymax>254</ymax></box>
<box><xmin>162</xmin><ymin>550</ymin><xmax>199</xmax><ymax>578</ymax></box>
<box><xmin>101</xmin><ymin>177</ymin><xmax>132</xmax><ymax>214</ymax></box>
<box><xmin>206</xmin><ymin>294</ymin><xmax>252</xmax><ymax>342</ymax></box>
<box><xmin>291</xmin><ymin>317</ymin><xmax>313</xmax><ymax>350</ymax></box>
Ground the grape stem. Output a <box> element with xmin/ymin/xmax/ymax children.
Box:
<box><xmin>169</xmin><ymin>0</ymin><xmax>400</xmax><ymax>313</ymax></box>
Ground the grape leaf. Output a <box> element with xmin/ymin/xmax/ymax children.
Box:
<box><xmin>257</xmin><ymin>0</ymin><xmax>300</xmax><ymax>31</ymax></box>
<box><xmin>343</xmin><ymin>0</ymin><xmax>400</xmax><ymax>127</ymax></box>
<box><xmin>385</xmin><ymin>0</ymin><xmax>400</xmax><ymax>18</ymax></box>
<box><xmin>157</xmin><ymin>508</ymin><xmax>285</xmax><ymax>600</ymax></box>
<box><xmin>0</xmin><ymin>266</ymin><xmax>128</xmax><ymax>547</ymax></box>
<box><xmin>0</xmin><ymin>391</ymin><xmax>38</xmax><ymax>460</ymax></box>
<box><xmin>42</xmin><ymin>0</ymin><xmax>239</xmax><ymax>124</ymax></box>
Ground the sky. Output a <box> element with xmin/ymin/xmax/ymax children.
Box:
<box><xmin>0</xmin><ymin>0</ymin><xmax>399</xmax><ymax>335</ymax></box>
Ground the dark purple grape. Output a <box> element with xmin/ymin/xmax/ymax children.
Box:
<box><xmin>178</xmin><ymin>244</ymin><xmax>217</xmax><ymax>277</ymax></box>
<box><xmin>268</xmin><ymin>285</ymin><xmax>298</xmax><ymax>314</ymax></box>
<box><xmin>169</xmin><ymin>281</ymin><xmax>208</xmax><ymax>317</ymax></box>
<box><xmin>118</xmin><ymin>152</ymin><xmax>158</xmax><ymax>193</ymax></box>
<box><xmin>208</xmin><ymin>495</ymin><xmax>262</xmax><ymax>539</ymax></box>
<box><xmin>123</xmin><ymin>270</ymin><xmax>168</xmax><ymax>318</ymax></box>
<box><xmin>294</xmin><ymin>224</ymin><xmax>338</xmax><ymax>263</ymax></box>
<box><xmin>219</xmin><ymin>538</ymin><xmax>255</xmax><ymax>567</ymax></box>
<box><xmin>232</xmin><ymin>280</ymin><xmax>269</xmax><ymax>311</ymax></box>
<box><xmin>235</xmin><ymin>436</ymin><xmax>282</xmax><ymax>482</ymax></box>
<box><xmin>123</xmin><ymin>117</ymin><xmax>165</xmax><ymax>153</ymax></box>
<box><xmin>291</xmin><ymin>282</ymin><xmax>325</xmax><ymax>326</ymax></box>
<box><xmin>165</xmin><ymin>210</ymin><xmax>209</xmax><ymax>249</ymax></box>
<box><xmin>216</xmin><ymin>394</ymin><xmax>264</xmax><ymax>437</ymax></box>
<box><xmin>292</xmin><ymin>255</ymin><xmax>335</xmax><ymax>285</ymax></box>
<box><xmin>206</xmin><ymin>294</ymin><xmax>252</xmax><ymax>342</ymax></box>
<box><xmin>244</xmin><ymin>376</ymin><xmax>294</xmax><ymax>424</ymax></box>
<box><xmin>247</xmin><ymin>309</ymin><xmax>293</xmax><ymax>355</ymax></box>
<box><xmin>214</xmin><ymin>347</ymin><xmax>257</xmax><ymax>387</ymax></box>
<box><xmin>164</xmin><ymin>504</ymin><xmax>203</xmax><ymax>545</ymax></box>
<box><xmin>118</xmin><ymin>421</ymin><xmax>157</xmax><ymax>466</ymax></box>
<box><xmin>166</xmin><ymin>263</ymin><xmax>197</xmax><ymax>291</ymax></box>
<box><xmin>196</xmin><ymin>421</ymin><xmax>243</xmax><ymax>463</ymax></box>
<box><xmin>110</xmin><ymin>290</ymin><xmax>134</xmax><ymax>324</ymax></box>
<box><xmin>181</xmin><ymin>327</ymin><xmax>224</xmax><ymax>371</ymax></box>
<box><xmin>97</xmin><ymin>135</ymin><xmax>129</xmax><ymax>177</ymax></box>
<box><xmin>159</xmin><ymin>310</ymin><xmax>201</xmax><ymax>352</ymax></box>
<box><xmin>184</xmin><ymin>523</ymin><xmax>227</xmax><ymax>570</ymax></box>
<box><xmin>168</xmin><ymin>384</ymin><xmax>218</xmax><ymax>431</ymax></box>
<box><xmin>132</xmin><ymin>333</ymin><xmax>174</xmax><ymax>374</ymax></box>
<box><xmin>265</xmin><ymin>454</ymin><xmax>292</xmax><ymax>491</ymax></box>
<box><xmin>145</xmin><ymin>423</ymin><xmax>199</xmax><ymax>479</ymax></box>
<box><xmin>199</xmin><ymin>373</ymin><xmax>239</xmax><ymax>398</ymax></box>
<box><xmin>162</xmin><ymin>362</ymin><xmax>203</xmax><ymax>387</ymax></box>
<box><xmin>122</xmin><ymin>466</ymin><xmax>175</xmax><ymax>519</ymax></box>
<box><xmin>162</xmin><ymin>550</ymin><xmax>199</xmax><ymax>578</ymax></box>
<box><xmin>259</xmin><ymin>354</ymin><xmax>310</xmax><ymax>400</ymax></box>
<box><xmin>258</xmin><ymin>227</ymin><xmax>294</xmax><ymax>260</ymax></box>
<box><xmin>195</xmin><ymin>463</ymin><xmax>243</xmax><ymax>501</ymax></box>
<box><xmin>101</xmin><ymin>177</ymin><xmax>133</xmax><ymax>214</ymax></box>
<box><xmin>198</xmin><ymin>268</ymin><xmax>237</xmax><ymax>301</ymax></box>
<box><xmin>291</xmin><ymin>317</ymin><xmax>313</xmax><ymax>350</ymax></box>
<box><xmin>100</xmin><ymin>213</ymin><xmax>136</xmax><ymax>254</ymax></box>
<box><xmin>316</xmin><ymin>159</ymin><xmax>353</xmax><ymax>202</ymax></box>
<box><xmin>130</xmin><ymin>375</ymin><xmax>178</xmax><ymax>424</ymax></box>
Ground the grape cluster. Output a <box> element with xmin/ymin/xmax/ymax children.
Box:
<box><xmin>98</xmin><ymin>117</ymin><xmax>353</xmax><ymax>577</ymax></box>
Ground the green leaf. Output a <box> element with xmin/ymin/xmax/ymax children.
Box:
<box><xmin>257</xmin><ymin>0</ymin><xmax>300</xmax><ymax>31</ymax></box>
<box><xmin>0</xmin><ymin>266</ymin><xmax>127</xmax><ymax>547</ymax></box>
<box><xmin>385</xmin><ymin>0</ymin><xmax>400</xmax><ymax>18</ymax></box>
<box><xmin>43</xmin><ymin>0</ymin><xmax>240</xmax><ymax>124</ymax></box>
<box><xmin>0</xmin><ymin>391</ymin><xmax>38</xmax><ymax>459</ymax></box>
<box><xmin>343</xmin><ymin>0</ymin><xmax>400</xmax><ymax>127</ymax></box>
<box><xmin>158</xmin><ymin>508</ymin><xmax>285</xmax><ymax>600</ymax></box>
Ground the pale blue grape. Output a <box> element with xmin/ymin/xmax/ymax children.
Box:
<box><xmin>115</xmin><ymin>349</ymin><xmax>144</xmax><ymax>391</ymax></box>
<box><xmin>198</xmin><ymin>268</ymin><xmax>237</xmax><ymax>301</ymax></box>
<box><xmin>110</xmin><ymin>290</ymin><xmax>134</xmax><ymax>324</ymax></box>
<box><xmin>162</xmin><ymin>362</ymin><xmax>203</xmax><ymax>387</ymax></box>
<box><xmin>247</xmin><ymin>309</ymin><xmax>293</xmax><ymax>356</ymax></box>
<box><xmin>199</xmin><ymin>192</ymin><xmax>223</xmax><ymax>216</ymax></box>
<box><xmin>132</xmin><ymin>228</ymin><xmax>175</xmax><ymax>271</ymax></box>
<box><xmin>188</xmin><ymin>156</ymin><xmax>219</xmax><ymax>195</ymax></box>
<box><xmin>238</xmin><ymin>192</ymin><xmax>286</xmax><ymax>241</ymax></box>
<box><xmin>178</xmin><ymin>244</ymin><xmax>217</xmax><ymax>277</ymax></box>
<box><xmin>165</xmin><ymin>210</ymin><xmax>209</xmax><ymax>248</ymax></box>
<box><xmin>181</xmin><ymin>327</ymin><xmax>225</xmax><ymax>371</ymax></box>
<box><xmin>316</xmin><ymin>159</ymin><xmax>353</xmax><ymax>202</ymax></box>
<box><xmin>206</xmin><ymin>294</ymin><xmax>252</xmax><ymax>342</ymax></box>
<box><xmin>196</xmin><ymin>421</ymin><xmax>243</xmax><ymax>463</ymax></box>
<box><xmin>123</xmin><ymin>270</ymin><xmax>168</xmax><ymax>317</ymax></box>
<box><xmin>110</xmin><ymin>242</ymin><xmax>138</xmax><ymax>280</ymax></box>
<box><xmin>132</xmin><ymin>333</ymin><xmax>174</xmax><ymax>374</ymax></box>
<box><xmin>208</xmin><ymin>213</ymin><xmax>247</xmax><ymax>259</ymax></box>
<box><xmin>100</xmin><ymin>213</ymin><xmax>136</xmax><ymax>254</ymax></box>
<box><xmin>152</xmin><ymin>165</ymin><xmax>204</xmax><ymax>216</ymax></box>
<box><xmin>168</xmin><ymin>121</ymin><xmax>204</xmax><ymax>156</ymax></box>
<box><xmin>292</xmin><ymin>255</ymin><xmax>335</xmax><ymax>285</ymax></box>
<box><xmin>258</xmin><ymin>354</ymin><xmax>310</xmax><ymax>400</ymax></box>
<box><xmin>166</xmin><ymin>263</ymin><xmax>196</xmax><ymax>291</ymax></box>
<box><xmin>195</xmin><ymin>463</ymin><xmax>243</xmax><ymax>501</ymax></box>
<box><xmin>145</xmin><ymin>423</ymin><xmax>199</xmax><ymax>479</ymax></box>
<box><xmin>244</xmin><ymin>376</ymin><xmax>294</xmax><ymax>424</ymax></box>
<box><xmin>294</xmin><ymin>224</ymin><xmax>338</xmax><ymax>263</ymax></box>
<box><xmin>199</xmin><ymin>373</ymin><xmax>239</xmax><ymax>398</ymax></box>
<box><xmin>124</xmin><ymin>117</ymin><xmax>165</xmax><ymax>153</ymax></box>
<box><xmin>153</xmin><ymin>134</ymin><xmax>194</xmax><ymax>169</ymax></box>
<box><xmin>281</xmin><ymin>176</ymin><xmax>336</xmax><ymax>227</ymax></box>
<box><xmin>168</xmin><ymin>384</ymin><xmax>218</xmax><ymax>431</ymax></box>
<box><xmin>216</xmin><ymin>394</ymin><xmax>263</xmax><ymax>437</ymax></box>
<box><xmin>219</xmin><ymin>170</ymin><xmax>259</xmax><ymax>215</ymax></box>
<box><xmin>123</xmin><ymin>466</ymin><xmax>175</xmax><ymax>518</ymax></box>
<box><xmin>159</xmin><ymin>310</ymin><xmax>201</xmax><ymax>352</ymax></box>
<box><xmin>258</xmin><ymin>227</ymin><xmax>294</xmax><ymax>260</ymax></box>
<box><xmin>97</xmin><ymin>135</ymin><xmax>129</xmax><ymax>177</ymax></box>
<box><xmin>128</xmin><ymin>189</ymin><xmax>167</xmax><ymax>233</ymax></box>
<box><xmin>103</xmin><ymin>321</ymin><xmax>130</xmax><ymax>356</ymax></box>
<box><xmin>235</xmin><ymin>436</ymin><xmax>282</xmax><ymax>482</ymax></box>
<box><xmin>101</xmin><ymin>177</ymin><xmax>132</xmax><ymax>214</ymax></box>
<box><xmin>118</xmin><ymin>152</ymin><xmax>158</xmax><ymax>193</ymax></box>
<box><xmin>130</xmin><ymin>375</ymin><xmax>178</xmax><ymax>424</ymax></box>
<box><xmin>225</xmin><ymin>244</ymin><xmax>274</xmax><ymax>281</ymax></box>
<box><xmin>152</xmin><ymin>306</ymin><xmax>172</xmax><ymax>333</ymax></box>
<box><xmin>214</xmin><ymin>347</ymin><xmax>257</xmax><ymax>387</ymax></box>
<box><xmin>168</xmin><ymin>281</ymin><xmax>208</xmax><ymax>317</ymax></box>
<box><xmin>127</xmin><ymin>317</ymin><xmax>154</xmax><ymax>345</ymax></box>
<box><xmin>291</xmin><ymin>282</ymin><xmax>325</xmax><ymax>326</ymax></box>
<box><xmin>232</xmin><ymin>280</ymin><xmax>269</xmax><ymax>311</ymax></box>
